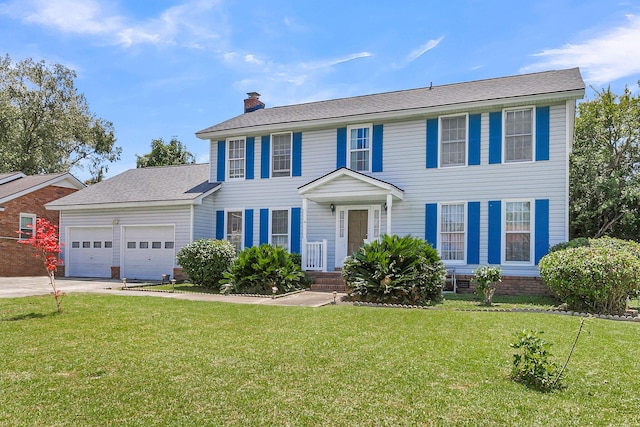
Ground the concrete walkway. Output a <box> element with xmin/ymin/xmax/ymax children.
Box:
<box><xmin>0</xmin><ymin>276</ymin><xmax>344</xmax><ymax>307</ymax></box>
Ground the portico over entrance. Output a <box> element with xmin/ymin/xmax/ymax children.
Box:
<box><xmin>298</xmin><ymin>168</ymin><xmax>404</xmax><ymax>271</ymax></box>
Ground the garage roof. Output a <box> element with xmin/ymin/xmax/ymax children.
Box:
<box><xmin>47</xmin><ymin>164</ymin><xmax>220</xmax><ymax>210</ymax></box>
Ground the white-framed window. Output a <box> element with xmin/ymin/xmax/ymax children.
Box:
<box><xmin>270</xmin><ymin>209</ymin><xmax>289</xmax><ymax>250</ymax></box>
<box><xmin>19</xmin><ymin>213</ymin><xmax>36</xmax><ymax>240</ymax></box>
<box><xmin>439</xmin><ymin>203</ymin><xmax>465</xmax><ymax>261</ymax></box>
<box><xmin>271</xmin><ymin>132</ymin><xmax>292</xmax><ymax>178</ymax></box>
<box><xmin>504</xmin><ymin>107</ymin><xmax>534</xmax><ymax>163</ymax></box>
<box><xmin>440</xmin><ymin>115</ymin><xmax>467</xmax><ymax>167</ymax></box>
<box><xmin>504</xmin><ymin>200</ymin><xmax>532</xmax><ymax>263</ymax></box>
<box><xmin>226</xmin><ymin>210</ymin><xmax>244</xmax><ymax>253</ymax></box>
<box><xmin>348</xmin><ymin>124</ymin><xmax>372</xmax><ymax>172</ymax></box>
<box><xmin>339</xmin><ymin>210</ymin><xmax>345</xmax><ymax>238</ymax></box>
<box><xmin>227</xmin><ymin>137</ymin><xmax>246</xmax><ymax>179</ymax></box>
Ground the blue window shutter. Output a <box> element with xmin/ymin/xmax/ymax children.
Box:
<box><xmin>425</xmin><ymin>203</ymin><xmax>438</xmax><ymax>248</ymax></box>
<box><xmin>467</xmin><ymin>202</ymin><xmax>480</xmax><ymax>264</ymax></box>
<box><xmin>292</xmin><ymin>132</ymin><xmax>302</xmax><ymax>176</ymax></box>
<box><xmin>488</xmin><ymin>200</ymin><xmax>501</xmax><ymax>264</ymax></box>
<box><xmin>215</xmin><ymin>210</ymin><xmax>224</xmax><ymax>239</ymax></box>
<box><xmin>468</xmin><ymin>114</ymin><xmax>481</xmax><ymax>166</ymax></box>
<box><xmin>260</xmin><ymin>135</ymin><xmax>270</xmax><ymax>179</ymax></box>
<box><xmin>489</xmin><ymin>112</ymin><xmax>502</xmax><ymax>164</ymax></box>
<box><xmin>291</xmin><ymin>207</ymin><xmax>301</xmax><ymax>253</ymax></box>
<box><xmin>259</xmin><ymin>208</ymin><xmax>269</xmax><ymax>244</ymax></box>
<box><xmin>426</xmin><ymin>119</ymin><xmax>438</xmax><ymax>169</ymax></box>
<box><xmin>244</xmin><ymin>209</ymin><xmax>253</xmax><ymax>248</ymax></box>
<box><xmin>216</xmin><ymin>140</ymin><xmax>226</xmax><ymax>181</ymax></box>
<box><xmin>336</xmin><ymin>128</ymin><xmax>347</xmax><ymax>168</ymax></box>
<box><xmin>535</xmin><ymin>199</ymin><xmax>550</xmax><ymax>264</ymax></box>
<box><xmin>246</xmin><ymin>137</ymin><xmax>254</xmax><ymax>180</ymax></box>
<box><xmin>372</xmin><ymin>124</ymin><xmax>383</xmax><ymax>172</ymax></box>
<box><xmin>536</xmin><ymin>106</ymin><xmax>550</xmax><ymax>161</ymax></box>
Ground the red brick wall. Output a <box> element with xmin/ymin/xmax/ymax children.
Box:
<box><xmin>456</xmin><ymin>274</ymin><xmax>552</xmax><ymax>297</ymax></box>
<box><xmin>0</xmin><ymin>185</ymin><xmax>77</xmax><ymax>276</ymax></box>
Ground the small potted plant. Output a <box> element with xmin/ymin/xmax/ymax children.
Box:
<box><xmin>472</xmin><ymin>265</ymin><xmax>502</xmax><ymax>305</ymax></box>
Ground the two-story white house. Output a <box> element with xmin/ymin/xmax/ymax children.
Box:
<box><xmin>48</xmin><ymin>68</ymin><xmax>584</xmax><ymax>294</ymax></box>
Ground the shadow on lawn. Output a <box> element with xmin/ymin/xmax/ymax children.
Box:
<box><xmin>2</xmin><ymin>311</ymin><xmax>57</xmax><ymax>321</ymax></box>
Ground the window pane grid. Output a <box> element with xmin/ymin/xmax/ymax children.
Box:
<box><xmin>441</xmin><ymin>116</ymin><xmax>466</xmax><ymax>166</ymax></box>
<box><xmin>271</xmin><ymin>210</ymin><xmax>289</xmax><ymax>250</ymax></box>
<box><xmin>228</xmin><ymin>139</ymin><xmax>245</xmax><ymax>178</ymax></box>
<box><xmin>505</xmin><ymin>202</ymin><xmax>531</xmax><ymax>261</ymax></box>
<box><xmin>505</xmin><ymin>109</ymin><xmax>533</xmax><ymax>162</ymax></box>
<box><xmin>440</xmin><ymin>204</ymin><xmax>465</xmax><ymax>260</ymax></box>
<box><xmin>272</xmin><ymin>134</ymin><xmax>291</xmax><ymax>177</ymax></box>
<box><xmin>226</xmin><ymin>211</ymin><xmax>243</xmax><ymax>253</ymax></box>
<box><xmin>348</xmin><ymin>126</ymin><xmax>371</xmax><ymax>171</ymax></box>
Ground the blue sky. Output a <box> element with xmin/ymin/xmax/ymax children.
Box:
<box><xmin>1</xmin><ymin>0</ymin><xmax>639</xmax><ymax>181</ymax></box>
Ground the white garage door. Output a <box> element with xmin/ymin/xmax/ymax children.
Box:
<box><xmin>68</xmin><ymin>227</ymin><xmax>113</xmax><ymax>278</ymax></box>
<box><xmin>122</xmin><ymin>226</ymin><xmax>175</xmax><ymax>281</ymax></box>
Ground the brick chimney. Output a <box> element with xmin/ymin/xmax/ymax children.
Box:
<box><xmin>244</xmin><ymin>92</ymin><xmax>265</xmax><ymax>113</ymax></box>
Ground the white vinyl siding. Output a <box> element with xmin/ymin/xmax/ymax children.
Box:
<box><xmin>348</xmin><ymin>124</ymin><xmax>372</xmax><ymax>172</ymax></box>
<box><xmin>227</xmin><ymin>138</ymin><xmax>245</xmax><ymax>179</ymax></box>
<box><xmin>226</xmin><ymin>210</ymin><xmax>243</xmax><ymax>253</ymax></box>
<box><xmin>271</xmin><ymin>209</ymin><xmax>289</xmax><ymax>250</ymax></box>
<box><xmin>504</xmin><ymin>201</ymin><xmax>532</xmax><ymax>263</ymax></box>
<box><xmin>504</xmin><ymin>108</ymin><xmax>534</xmax><ymax>162</ymax></box>
<box><xmin>272</xmin><ymin>133</ymin><xmax>292</xmax><ymax>177</ymax></box>
<box><xmin>440</xmin><ymin>203</ymin><xmax>465</xmax><ymax>261</ymax></box>
<box><xmin>440</xmin><ymin>115</ymin><xmax>466</xmax><ymax>167</ymax></box>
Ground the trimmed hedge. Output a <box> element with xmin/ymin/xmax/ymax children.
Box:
<box><xmin>342</xmin><ymin>234</ymin><xmax>445</xmax><ymax>305</ymax></box>
<box><xmin>539</xmin><ymin>240</ymin><xmax>640</xmax><ymax>314</ymax></box>
<box><xmin>176</xmin><ymin>239</ymin><xmax>235</xmax><ymax>289</ymax></box>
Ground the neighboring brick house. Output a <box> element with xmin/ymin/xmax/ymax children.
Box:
<box><xmin>0</xmin><ymin>172</ymin><xmax>84</xmax><ymax>276</ymax></box>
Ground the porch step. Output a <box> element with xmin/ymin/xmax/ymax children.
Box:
<box><xmin>306</xmin><ymin>271</ymin><xmax>346</xmax><ymax>292</ymax></box>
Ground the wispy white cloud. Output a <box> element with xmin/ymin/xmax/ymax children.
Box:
<box><xmin>0</xmin><ymin>0</ymin><xmax>224</xmax><ymax>48</ymax></box>
<box><xmin>522</xmin><ymin>14</ymin><xmax>640</xmax><ymax>85</ymax></box>
<box><xmin>406</xmin><ymin>37</ymin><xmax>444</xmax><ymax>63</ymax></box>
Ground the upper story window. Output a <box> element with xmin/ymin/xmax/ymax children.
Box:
<box><xmin>505</xmin><ymin>201</ymin><xmax>531</xmax><ymax>262</ymax></box>
<box><xmin>271</xmin><ymin>133</ymin><xmax>292</xmax><ymax>177</ymax></box>
<box><xmin>271</xmin><ymin>209</ymin><xmax>289</xmax><ymax>251</ymax></box>
<box><xmin>440</xmin><ymin>115</ymin><xmax>467</xmax><ymax>167</ymax></box>
<box><xmin>504</xmin><ymin>108</ymin><xmax>533</xmax><ymax>162</ymax></box>
<box><xmin>348</xmin><ymin>124</ymin><xmax>372</xmax><ymax>172</ymax></box>
<box><xmin>19</xmin><ymin>213</ymin><xmax>36</xmax><ymax>240</ymax></box>
<box><xmin>227</xmin><ymin>137</ymin><xmax>245</xmax><ymax>179</ymax></box>
<box><xmin>226</xmin><ymin>210</ymin><xmax>243</xmax><ymax>253</ymax></box>
<box><xmin>440</xmin><ymin>203</ymin><xmax>465</xmax><ymax>261</ymax></box>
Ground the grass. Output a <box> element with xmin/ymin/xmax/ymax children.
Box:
<box><xmin>1</xmin><ymin>294</ymin><xmax>639</xmax><ymax>426</ymax></box>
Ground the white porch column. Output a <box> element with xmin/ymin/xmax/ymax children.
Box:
<box><xmin>386</xmin><ymin>193</ymin><xmax>393</xmax><ymax>235</ymax></box>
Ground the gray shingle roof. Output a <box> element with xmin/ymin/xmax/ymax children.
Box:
<box><xmin>47</xmin><ymin>164</ymin><xmax>219</xmax><ymax>208</ymax></box>
<box><xmin>0</xmin><ymin>172</ymin><xmax>74</xmax><ymax>201</ymax></box>
<box><xmin>196</xmin><ymin>68</ymin><xmax>584</xmax><ymax>137</ymax></box>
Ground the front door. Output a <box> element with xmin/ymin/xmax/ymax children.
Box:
<box><xmin>347</xmin><ymin>210</ymin><xmax>369</xmax><ymax>255</ymax></box>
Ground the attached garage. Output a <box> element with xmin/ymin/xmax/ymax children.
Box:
<box><xmin>67</xmin><ymin>227</ymin><xmax>113</xmax><ymax>278</ymax></box>
<box><xmin>122</xmin><ymin>225</ymin><xmax>176</xmax><ymax>280</ymax></box>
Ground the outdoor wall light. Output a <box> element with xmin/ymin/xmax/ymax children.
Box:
<box><xmin>383</xmin><ymin>202</ymin><xmax>388</xmax><ymax>211</ymax></box>
<box><xmin>330</xmin><ymin>203</ymin><xmax>335</xmax><ymax>213</ymax></box>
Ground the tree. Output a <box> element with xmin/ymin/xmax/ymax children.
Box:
<box><xmin>570</xmin><ymin>86</ymin><xmax>640</xmax><ymax>241</ymax></box>
<box><xmin>135</xmin><ymin>137</ymin><xmax>196</xmax><ymax>168</ymax></box>
<box><xmin>17</xmin><ymin>218</ymin><xmax>65</xmax><ymax>313</ymax></box>
<box><xmin>0</xmin><ymin>55</ymin><xmax>121</xmax><ymax>181</ymax></box>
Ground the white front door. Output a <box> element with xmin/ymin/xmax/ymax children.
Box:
<box><xmin>335</xmin><ymin>205</ymin><xmax>382</xmax><ymax>267</ymax></box>
<box><xmin>122</xmin><ymin>226</ymin><xmax>175</xmax><ymax>280</ymax></box>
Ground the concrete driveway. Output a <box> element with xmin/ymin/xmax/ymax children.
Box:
<box><xmin>0</xmin><ymin>276</ymin><xmax>343</xmax><ymax>307</ymax></box>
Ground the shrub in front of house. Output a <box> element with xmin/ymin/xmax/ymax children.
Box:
<box><xmin>342</xmin><ymin>234</ymin><xmax>445</xmax><ymax>305</ymax></box>
<box><xmin>176</xmin><ymin>239</ymin><xmax>236</xmax><ymax>289</ymax></box>
<box><xmin>221</xmin><ymin>244</ymin><xmax>309</xmax><ymax>295</ymax></box>
<box><xmin>539</xmin><ymin>241</ymin><xmax>640</xmax><ymax>314</ymax></box>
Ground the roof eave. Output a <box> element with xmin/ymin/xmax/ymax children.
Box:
<box><xmin>0</xmin><ymin>173</ymin><xmax>85</xmax><ymax>205</ymax></box>
<box><xmin>46</xmin><ymin>199</ymin><xmax>201</xmax><ymax>211</ymax></box>
<box><xmin>196</xmin><ymin>89</ymin><xmax>585</xmax><ymax>140</ymax></box>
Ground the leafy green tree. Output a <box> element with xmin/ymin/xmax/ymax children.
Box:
<box><xmin>570</xmin><ymin>86</ymin><xmax>640</xmax><ymax>240</ymax></box>
<box><xmin>135</xmin><ymin>137</ymin><xmax>196</xmax><ymax>168</ymax></box>
<box><xmin>0</xmin><ymin>54</ymin><xmax>121</xmax><ymax>181</ymax></box>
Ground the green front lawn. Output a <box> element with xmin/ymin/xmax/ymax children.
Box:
<box><xmin>1</xmin><ymin>294</ymin><xmax>639</xmax><ymax>426</ymax></box>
